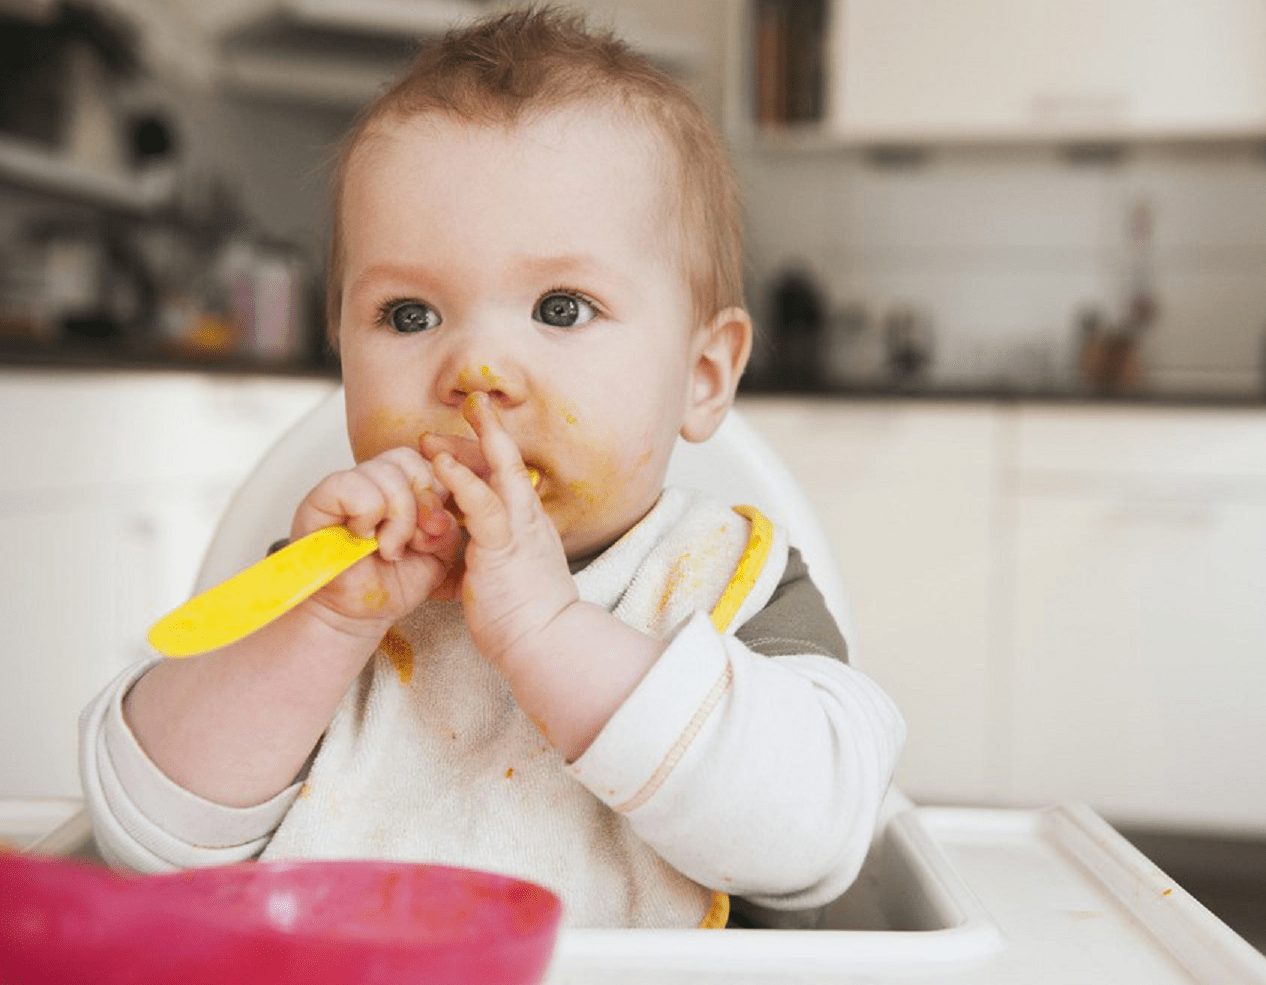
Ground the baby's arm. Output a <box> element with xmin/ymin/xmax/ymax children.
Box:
<box><xmin>428</xmin><ymin>396</ymin><xmax>901</xmax><ymax>907</ymax></box>
<box><xmin>574</xmin><ymin>611</ymin><xmax>904</xmax><ymax>912</ymax></box>
<box><xmin>430</xmin><ymin>400</ymin><xmax>904</xmax><ymax>907</ymax></box>
<box><xmin>425</xmin><ymin>392</ymin><xmax>665</xmax><ymax>761</ymax></box>
<box><xmin>121</xmin><ymin>447</ymin><xmax>459</xmax><ymax>809</ymax></box>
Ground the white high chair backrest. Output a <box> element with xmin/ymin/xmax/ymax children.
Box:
<box><xmin>196</xmin><ymin>386</ymin><xmax>856</xmax><ymax>655</ymax></box>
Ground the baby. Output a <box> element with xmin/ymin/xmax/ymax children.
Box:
<box><xmin>80</xmin><ymin>6</ymin><xmax>904</xmax><ymax>929</ymax></box>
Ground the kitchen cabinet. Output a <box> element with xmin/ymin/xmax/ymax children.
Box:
<box><xmin>735</xmin><ymin>0</ymin><xmax>1266</xmax><ymax>144</ymax></box>
<box><xmin>1003</xmin><ymin>406</ymin><xmax>1266</xmax><ymax>834</ymax></box>
<box><xmin>0</xmin><ymin>371</ymin><xmax>336</xmax><ymax>799</ymax></box>
<box><xmin>741</xmin><ymin>396</ymin><xmax>1266</xmax><ymax>836</ymax></box>
<box><xmin>739</xmin><ymin>397</ymin><xmax>1004</xmax><ymax>805</ymax></box>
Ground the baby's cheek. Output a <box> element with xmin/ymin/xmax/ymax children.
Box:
<box><xmin>553</xmin><ymin>443</ymin><xmax>654</xmax><ymax>524</ymax></box>
<box><xmin>349</xmin><ymin>407</ymin><xmax>428</xmax><ymax>461</ymax></box>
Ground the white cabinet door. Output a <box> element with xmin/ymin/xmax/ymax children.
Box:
<box><xmin>0</xmin><ymin>372</ymin><xmax>335</xmax><ymax>800</ymax></box>
<box><xmin>0</xmin><ymin>501</ymin><xmax>151</xmax><ymax>798</ymax></box>
<box><xmin>827</xmin><ymin>0</ymin><xmax>1266</xmax><ymax>141</ymax></box>
<box><xmin>0</xmin><ymin>484</ymin><xmax>263</xmax><ymax>799</ymax></box>
<box><xmin>1006</xmin><ymin>405</ymin><xmax>1266</xmax><ymax>834</ymax></box>
<box><xmin>740</xmin><ymin>397</ymin><xmax>1003</xmax><ymax>804</ymax></box>
<box><xmin>1007</xmin><ymin>490</ymin><xmax>1266</xmax><ymax>833</ymax></box>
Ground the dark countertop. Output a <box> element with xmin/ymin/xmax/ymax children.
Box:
<box><xmin>3</xmin><ymin>341</ymin><xmax>1263</xmax><ymax>409</ymax></box>
<box><xmin>0</xmin><ymin>337</ymin><xmax>340</xmax><ymax>381</ymax></box>
<box><xmin>739</xmin><ymin>378</ymin><xmax>1266</xmax><ymax>409</ymax></box>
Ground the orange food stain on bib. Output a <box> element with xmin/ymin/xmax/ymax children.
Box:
<box><xmin>379</xmin><ymin>628</ymin><xmax>414</xmax><ymax>685</ymax></box>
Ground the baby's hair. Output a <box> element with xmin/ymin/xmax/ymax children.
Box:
<box><xmin>325</xmin><ymin>4</ymin><xmax>743</xmax><ymax>341</ymax></box>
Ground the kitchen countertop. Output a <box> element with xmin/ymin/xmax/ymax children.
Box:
<box><xmin>740</xmin><ymin>378</ymin><xmax>1266</xmax><ymax>408</ymax></box>
<box><xmin>3</xmin><ymin>340</ymin><xmax>1263</xmax><ymax>408</ymax></box>
<box><xmin>0</xmin><ymin>337</ymin><xmax>340</xmax><ymax>380</ymax></box>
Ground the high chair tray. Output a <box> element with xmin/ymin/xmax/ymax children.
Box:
<box><xmin>0</xmin><ymin>797</ymin><xmax>85</xmax><ymax>854</ymax></box>
<box><xmin>11</xmin><ymin>799</ymin><xmax>1263</xmax><ymax>984</ymax></box>
<box><xmin>548</xmin><ymin>803</ymin><xmax>1266</xmax><ymax>984</ymax></box>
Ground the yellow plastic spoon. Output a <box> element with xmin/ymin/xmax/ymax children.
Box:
<box><xmin>147</xmin><ymin>525</ymin><xmax>379</xmax><ymax>657</ymax></box>
<box><xmin>148</xmin><ymin>467</ymin><xmax>539</xmax><ymax>658</ymax></box>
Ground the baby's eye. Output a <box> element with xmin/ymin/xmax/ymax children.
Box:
<box><xmin>534</xmin><ymin>291</ymin><xmax>597</xmax><ymax>328</ymax></box>
<box><xmin>381</xmin><ymin>300</ymin><xmax>441</xmax><ymax>334</ymax></box>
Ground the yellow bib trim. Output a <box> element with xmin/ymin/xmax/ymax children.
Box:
<box><xmin>709</xmin><ymin>505</ymin><xmax>774</xmax><ymax>634</ymax></box>
<box><xmin>698</xmin><ymin>889</ymin><xmax>731</xmax><ymax>929</ymax></box>
<box><xmin>696</xmin><ymin>505</ymin><xmax>772</xmax><ymax>929</ymax></box>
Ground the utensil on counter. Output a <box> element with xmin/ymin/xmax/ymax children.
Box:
<box><xmin>884</xmin><ymin>306</ymin><xmax>934</xmax><ymax>385</ymax></box>
<box><xmin>0</xmin><ymin>854</ymin><xmax>562</xmax><ymax>985</ymax></box>
<box><xmin>770</xmin><ymin>268</ymin><xmax>826</xmax><ymax>387</ymax></box>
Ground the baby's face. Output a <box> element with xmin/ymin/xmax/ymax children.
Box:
<box><xmin>337</xmin><ymin>105</ymin><xmax>705</xmax><ymax>560</ymax></box>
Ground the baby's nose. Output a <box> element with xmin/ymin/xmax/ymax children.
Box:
<box><xmin>442</xmin><ymin>360</ymin><xmax>526</xmax><ymax>408</ymax></box>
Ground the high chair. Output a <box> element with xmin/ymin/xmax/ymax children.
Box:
<box><xmin>29</xmin><ymin>386</ymin><xmax>1266</xmax><ymax>984</ymax></box>
<box><xmin>183</xmin><ymin>386</ymin><xmax>1266</xmax><ymax>984</ymax></box>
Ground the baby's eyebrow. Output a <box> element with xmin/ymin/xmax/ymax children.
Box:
<box><xmin>349</xmin><ymin>263</ymin><xmax>434</xmax><ymax>298</ymax></box>
<box><xmin>515</xmin><ymin>253</ymin><xmax>632</xmax><ymax>291</ymax></box>
<box><xmin>347</xmin><ymin>256</ymin><xmax>635</xmax><ymax>298</ymax></box>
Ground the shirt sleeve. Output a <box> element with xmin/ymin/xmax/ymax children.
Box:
<box><xmin>567</xmin><ymin>556</ymin><xmax>906</xmax><ymax>912</ymax></box>
<box><xmin>735</xmin><ymin>547</ymin><xmax>848</xmax><ymax>662</ymax></box>
<box><xmin>78</xmin><ymin>659</ymin><xmax>303</xmax><ymax>873</ymax></box>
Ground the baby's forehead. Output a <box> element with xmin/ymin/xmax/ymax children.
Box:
<box><xmin>350</xmin><ymin>101</ymin><xmax>675</xmax><ymax>181</ymax></box>
<box><xmin>341</xmin><ymin>105</ymin><xmax>683</xmax><ymax>242</ymax></box>
<box><xmin>335</xmin><ymin>100</ymin><xmax>698</xmax><ymax>299</ymax></box>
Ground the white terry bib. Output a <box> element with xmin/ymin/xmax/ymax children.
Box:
<box><xmin>261</xmin><ymin>487</ymin><xmax>787</xmax><ymax>927</ymax></box>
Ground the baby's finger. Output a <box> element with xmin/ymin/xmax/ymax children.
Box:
<box><xmin>293</xmin><ymin>468</ymin><xmax>388</xmax><ymax>542</ymax></box>
<box><xmin>462</xmin><ymin>393</ymin><xmax>537</xmax><ymax>499</ymax></box>
<box><xmin>374</xmin><ymin>445</ymin><xmax>450</xmax><ymax>502</ymax></box>
<box><xmin>408</xmin><ymin>502</ymin><xmax>460</xmax><ymax>563</ymax></box>
<box><xmin>420</xmin><ymin>431</ymin><xmax>487</xmax><ymax>479</ymax></box>
<box><xmin>355</xmin><ymin>457</ymin><xmax>426</xmax><ymax>560</ymax></box>
<box><xmin>431</xmin><ymin>449</ymin><xmax>512</xmax><ymax>551</ymax></box>
<box><xmin>370</xmin><ymin>447</ymin><xmax>456</xmax><ymax>545</ymax></box>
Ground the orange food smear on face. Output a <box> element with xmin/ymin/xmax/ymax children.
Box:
<box><xmin>379</xmin><ymin>628</ymin><xmax>414</xmax><ymax>685</ymax></box>
<box><xmin>505</xmin><ymin>767</ymin><xmax>515</xmax><ymax>779</ymax></box>
<box><xmin>362</xmin><ymin>588</ymin><xmax>390</xmax><ymax>611</ymax></box>
<box><xmin>359</xmin><ymin>407</ymin><xmax>421</xmax><ymax>460</ymax></box>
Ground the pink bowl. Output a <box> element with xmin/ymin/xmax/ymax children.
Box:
<box><xmin>0</xmin><ymin>854</ymin><xmax>562</xmax><ymax>985</ymax></box>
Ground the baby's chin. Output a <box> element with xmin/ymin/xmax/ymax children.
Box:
<box><xmin>556</xmin><ymin>497</ymin><xmax>663</xmax><ymax>569</ymax></box>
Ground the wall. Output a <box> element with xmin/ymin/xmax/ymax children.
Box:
<box><xmin>737</xmin><ymin>142</ymin><xmax>1266</xmax><ymax>396</ymax></box>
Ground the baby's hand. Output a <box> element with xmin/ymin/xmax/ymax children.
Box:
<box><xmin>290</xmin><ymin>448</ymin><xmax>461</xmax><ymax>634</ymax></box>
<box><xmin>424</xmin><ymin>393</ymin><xmax>579</xmax><ymax>669</ymax></box>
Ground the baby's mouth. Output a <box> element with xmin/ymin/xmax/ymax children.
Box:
<box><xmin>418</xmin><ymin>428</ymin><xmax>544</xmax><ymax>493</ymax></box>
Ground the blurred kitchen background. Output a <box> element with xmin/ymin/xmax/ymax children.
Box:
<box><xmin>2</xmin><ymin>0</ymin><xmax>1264</xmax><ymax>949</ymax></box>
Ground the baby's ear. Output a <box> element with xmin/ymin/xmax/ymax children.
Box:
<box><xmin>680</xmin><ymin>306</ymin><xmax>753</xmax><ymax>443</ymax></box>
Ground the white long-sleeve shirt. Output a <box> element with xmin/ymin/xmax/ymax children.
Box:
<box><xmin>80</xmin><ymin>487</ymin><xmax>905</xmax><ymax>927</ymax></box>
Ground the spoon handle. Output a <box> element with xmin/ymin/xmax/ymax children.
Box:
<box><xmin>147</xmin><ymin>526</ymin><xmax>378</xmax><ymax>658</ymax></box>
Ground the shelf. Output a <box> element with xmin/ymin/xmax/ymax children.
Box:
<box><xmin>214</xmin><ymin>0</ymin><xmax>702</xmax><ymax>106</ymax></box>
<box><xmin>0</xmin><ymin>136</ymin><xmax>170</xmax><ymax>214</ymax></box>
